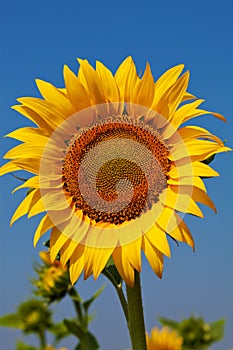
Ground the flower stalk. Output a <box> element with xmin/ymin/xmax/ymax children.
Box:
<box><xmin>126</xmin><ymin>271</ymin><xmax>147</xmax><ymax>350</ymax></box>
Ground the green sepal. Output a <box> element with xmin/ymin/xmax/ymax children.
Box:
<box><xmin>83</xmin><ymin>285</ymin><xmax>105</xmax><ymax>313</ymax></box>
<box><xmin>0</xmin><ymin>313</ymin><xmax>21</xmax><ymax>328</ymax></box>
<box><xmin>202</xmin><ymin>154</ymin><xmax>215</xmax><ymax>165</ymax></box>
<box><xmin>105</xmin><ymin>256</ymin><xmax>115</xmax><ymax>268</ymax></box>
<box><xmin>44</xmin><ymin>239</ymin><xmax>50</xmax><ymax>248</ymax></box>
<box><xmin>26</xmin><ymin>188</ymin><xmax>35</xmax><ymax>196</ymax></box>
<box><xmin>103</xmin><ymin>257</ymin><xmax>122</xmax><ymax>286</ymax></box>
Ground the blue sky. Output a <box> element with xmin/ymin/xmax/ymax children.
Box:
<box><xmin>0</xmin><ymin>0</ymin><xmax>232</xmax><ymax>349</ymax></box>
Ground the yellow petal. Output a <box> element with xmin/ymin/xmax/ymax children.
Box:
<box><xmin>36</xmin><ymin>79</ymin><xmax>75</xmax><ymax>117</ymax></box>
<box><xmin>34</xmin><ymin>214</ymin><xmax>54</xmax><ymax>246</ymax></box>
<box><xmin>12</xmin><ymin>176</ymin><xmax>39</xmax><ymax>194</ymax></box>
<box><xmin>153</xmin><ymin>64</ymin><xmax>184</xmax><ymax>106</ymax></box>
<box><xmin>171</xmin><ymin>100</ymin><xmax>226</xmax><ymax>132</ymax></box>
<box><xmin>59</xmin><ymin>238</ymin><xmax>78</xmax><ymax>267</ymax></box>
<box><xmin>142</xmin><ymin>236</ymin><xmax>164</xmax><ymax>278</ymax></box>
<box><xmin>122</xmin><ymin>238</ymin><xmax>142</xmax><ymax>272</ymax></box>
<box><xmin>69</xmin><ymin>245</ymin><xmax>85</xmax><ymax>284</ymax></box>
<box><xmin>77</xmin><ymin>59</ymin><xmax>107</xmax><ymax>105</ymax></box>
<box><xmin>163</xmin><ymin>71</ymin><xmax>190</xmax><ymax>118</ymax></box>
<box><xmin>63</xmin><ymin>65</ymin><xmax>92</xmax><ymax>111</ymax></box>
<box><xmin>151</xmin><ymin>71</ymin><xmax>190</xmax><ymax>127</ymax></box>
<box><xmin>50</xmin><ymin>228</ymin><xmax>68</xmax><ymax>262</ymax></box>
<box><xmin>16</xmin><ymin>97</ymin><xmax>66</xmax><ymax>130</ymax></box>
<box><xmin>169</xmin><ymin>99</ymin><xmax>205</xmax><ymax>131</ymax></box>
<box><xmin>10</xmin><ymin>189</ymin><xmax>39</xmax><ymax>225</ymax></box>
<box><xmin>160</xmin><ymin>187</ymin><xmax>204</xmax><ymax>217</ymax></box>
<box><xmin>190</xmin><ymin>186</ymin><xmax>216</xmax><ymax>213</ymax></box>
<box><xmin>4</xmin><ymin>144</ymin><xmax>44</xmax><ymax>160</ymax></box>
<box><xmin>12</xmin><ymin>104</ymin><xmax>53</xmax><ymax>131</ymax></box>
<box><xmin>182</xmin><ymin>91</ymin><xmax>196</xmax><ymax>101</ymax></box>
<box><xmin>177</xmin><ymin>126</ymin><xmax>223</xmax><ymax>144</ymax></box>
<box><xmin>83</xmin><ymin>246</ymin><xmax>95</xmax><ymax>279</ymax></box>
<box><xmin>145</xmin><ymin>224</ymin><xmax>171</xmax><ymax>257</ymax></box>
<box><xmin>169</xmin><ymin>219</ymin><xmax>194</xmax><ymax>249</ymax></box>
<box><xmin>6</xmin><ymin>127</ymin><xmax>48</xmax><ymax>143</ymax></box>
<box><xmin>192</xmin><ymin>161</ymin><xmax>219</xmax><ymax>177</ymax></box>
<box><xmin>167</xmin><ymin>176</ymin><xmax>207</xmax><ymax>192</ymax></box>
<box><xmin>28</xmin><ymin>196</ymin><xmax>45</xmax><ymax>218</ymax></box>
<box><xmin>0</xmin><ymin>161</ymin><xmax>21</xmax><ymax>176</ymax></box>
<box><xmin>96</xmin><ymin>61</ymin><xmax>120</xmax><ymax>102</ymax></box>
<box><xmin>133</xmin><ymin>63</ymin><xmax>155</xmax><ymax>106</ymax></box>
<box><xmin>114</xmin><ymin>56</ymin><xmax>138</xmax><ymax>102</ymax></box>
<box><xmin>170</xmin><ymin>140</ymin><xmax>229</xmax><ymax>161</ymax></box>
<box><xmin>168</xmin><ymin>161</ymin><xmax>219</xmax><ymax>179</ymax></box>
<box><xmin>155</xmin><ymin>205</ymin><xmax>176</xmax><ymax>233</ymax></box>
<box><xmin>112</xmin><ymin>246</ymin><xmax>135</xmax><ymax>287</ymax></box>
<box><xmin>92</xmin><ymin>247</ymin><xmax>114</xmax><ymax>279</ymax></box>
<box><xmin>10</xmin><ymin>158</ymin><xmax>41</xmax><ymax>174</ymax></box>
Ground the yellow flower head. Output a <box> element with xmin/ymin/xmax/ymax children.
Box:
<box><xmin>1</xmin><ymin>57</ymin><xmax>230</xmax><ymax>286</ymax></box>
<box><xmin>42</xmin><ymin>266</ymin><xmax>65</xmax><ymax>291</ymax></box>
<box><xmin>35</xmin><ymin>251</ymin><xmax>69</xmax><ymax>301</ymax></box>
<box><xmin>147</xmin><ymin>327</ymin><xmax>183</xmax><ymax>350</ymax></box>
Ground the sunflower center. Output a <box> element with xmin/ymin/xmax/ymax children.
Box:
<box><xmin>62</xmin><ymin>117</ymin><xmax>171</xmax><ymax>225</ymax></box>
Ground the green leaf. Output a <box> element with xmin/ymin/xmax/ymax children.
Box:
<box><xmin>158</xmin><ymin>316</ymin><xmax>179</xmax><ymax>329</ymax></box>
<box><xmin>75</xmin><ymin>332</ymin><xmax>99</xmax><ymax>350</ymax></box>
<box><xmin>209</xmin><ymin>319</ymin><xmax>225</xmax><ymax>342</ymax></box>
<box><xmin>16</xmin><ymin>342</ymin><xmax>38</xmax><ymax>350</ymax></box>
<box><xmin>0</xmin><ymin>313</ymin><xmax>21</xmax><ymax>328</ymax></box>
<box><xmin>64</xmin><ymin>319</ymin><xmax>86</xmax><ymax>339</ymax></box>
<box><xmin>83</xmin><ymin>285</ymin><xmax>105</xmax><ymax>314</ymax></box>
<box><xmin>49</xmin><ymin>322</ymin><xmax>71</xmax><ymax>342</ymax></box>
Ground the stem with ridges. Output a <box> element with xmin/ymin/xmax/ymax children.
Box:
<box><xmin>126</xmin><ymin>270</ymin><xmax>147</xmax><ymax>350</ymax></box>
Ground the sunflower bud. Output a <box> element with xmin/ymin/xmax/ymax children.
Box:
<box><xmin>34</xmin><ymin>251</ymin><xmax>70</xmax><ymax>303</ymax></box>
<box><xmin>17</xmin><ymin>299</ymin><xmax>52</xmax><ymax>334</ymax></box>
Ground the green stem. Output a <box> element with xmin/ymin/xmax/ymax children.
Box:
<box><xmin>38</xmin><ymin>330</ymin><xmax>46</xmax><ymax>350</ymax></box>
<box><xmin>68</xmin><ymin>286</ymin><xmax>83</xmax><ymax>324</ymax></box>
<box><xmin>126</xmin><ymin>270</ymin><xmax>147</xmax><ymax>350</ymax></box>
<box><xmin>102</xmin><ymin>269</ymin><xmax>129</xmax><ymax>323</ymax></box>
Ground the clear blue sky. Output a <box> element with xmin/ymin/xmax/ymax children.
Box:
<box><xmin>0</xmin><ymin>0</ymin><xmax>232</xmax><ymax>349</ymax></box>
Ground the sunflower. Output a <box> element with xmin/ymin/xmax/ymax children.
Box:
<box><xmin>0</xmin><ymin>57</ymin><xmax>230</xmax><ymax>286</ymax></box>
<box><xmin>34</xmin><ymin>251</ymin><xmax>69</xmax><ymax>302</ymax></box>
<box><xmin>147</xmin><ymin>327</ymin><xmax>183</xmax><ymax>350</ymax></box>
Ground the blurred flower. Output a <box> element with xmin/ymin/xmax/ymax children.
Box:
<box><xmin>1</xmin><ymin>57</ymin><xmax>230</xmax><ymax>287</ymax></box>
<box><xmin>147</xmin><ymin>327</ymin><xmax>183</xmax><ymax>350</ymax></box>
<box><xmin>159</xmin><ymin>315</ymin><xmax>225</xmax><ymax>350</ymax></box>
<box><xmin>17</xmin><ymin>299</ymin><xmax>52</xmax><ymax>334</ymax></box>
<box><xmin>34</xmin><ymin>251</ymin><xmax>70</xmax><ymax>303</ymax></box>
